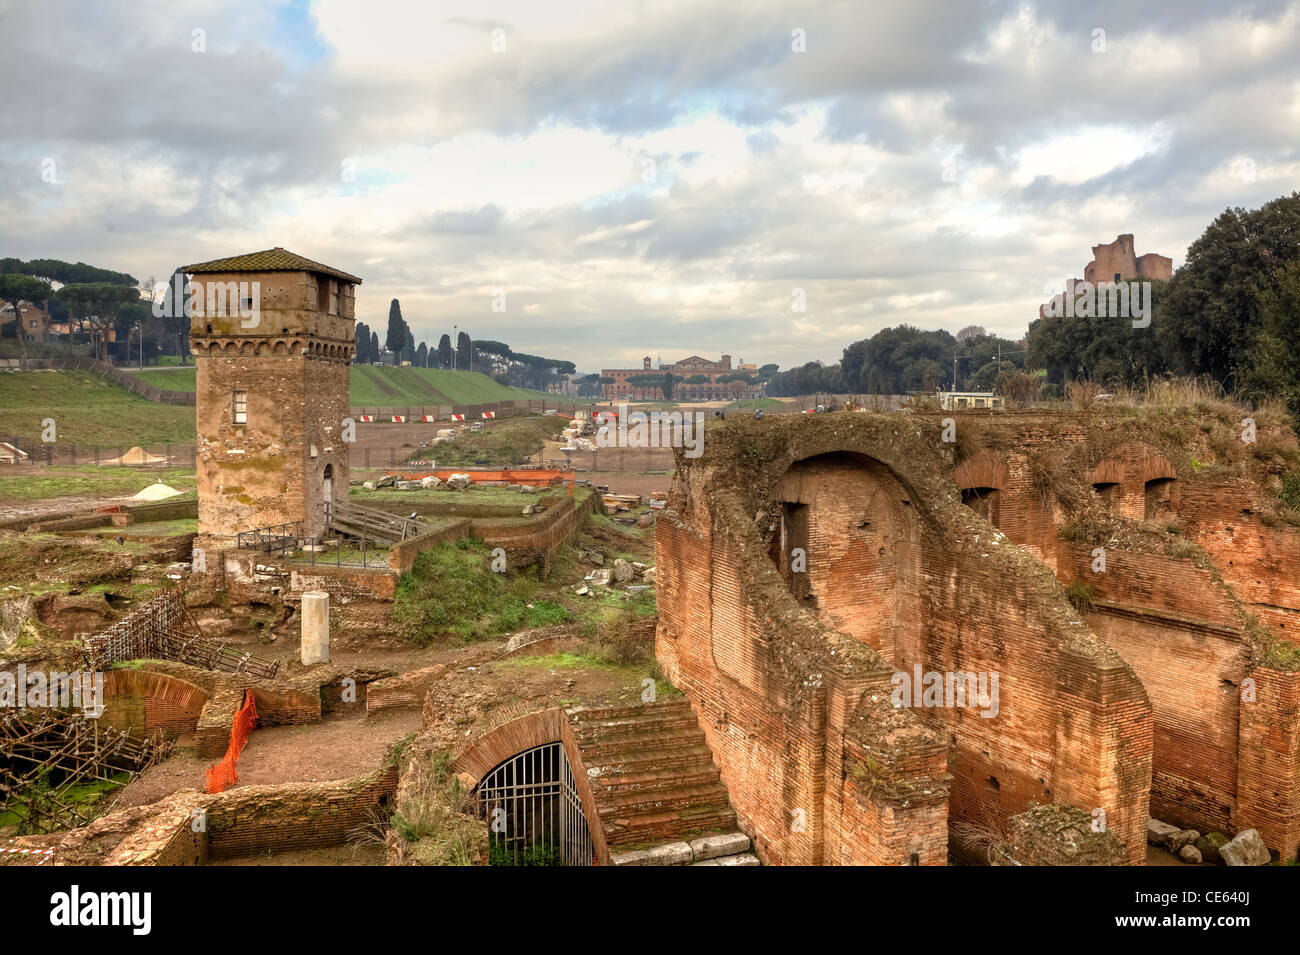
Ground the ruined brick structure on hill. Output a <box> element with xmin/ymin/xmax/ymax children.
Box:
<box><xmin>656</xmin><ymin>409</ymin><xmax>1300</xmax><ymax>865</ymax></box>
<box><xmin>184</xmin><ymin>248</ymin><xmax>362</xmax><ymax>546</ymax></box>
<box><xmin>1041</xmin><ymin>233</ymin><xmax>1173</xmax><ymax>317</ymax></box>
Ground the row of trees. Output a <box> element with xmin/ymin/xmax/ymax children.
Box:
<box><xmin>765</xmin><ymin>325</ymin><xmax>1025</xmax><ymax>397</ymax></box>
<box><xmin>0</xmin><ymin>258</ymin><xmax>185</xmax><ymax>367</ymax></box>
<box><xmin>356</xmin><ymin>299</ymin><xmax>576</xmax><ymax>390</ymax></box>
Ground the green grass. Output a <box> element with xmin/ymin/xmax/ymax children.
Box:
<box><xmin>354</xmin><ymin>484</ymin><xmax>559</xmax><ymax>506</ymax></box>
<box><xmin>0</xmin><ymin>365</ymin><xmax>575</xmax><ymax>450</ymax></box>
<box><xmin>125</xmin><ymin>364</ymin><xmax>550</xmax><ymax>406</ymax></box>
<box><xmin>89</xmin><ymin>517</ymin><xmax>197</xmax><ymax>537</ymax></box>
<box><xmin>349</xmin><ymin>366</ymin><xmax>541</xmax><ymax>406</ymax></box>
<box><xmin>393</xmin><ymin>539</ymin><xmax>572</xmax><ymax>644</ymax></box>
<box><xmin>0</xmin><ymin>370</ymin><xmax>196</xmax><ymax>447</ymax></box>
<box><xmin>125</xmin><ymin>367</ymin><xmax>199</xmax><ymax>391</ymax></box>
<box><xmin>0</xmin><ymin>467</ymin><xmax>197</xmax><ymax>501</ymax></box>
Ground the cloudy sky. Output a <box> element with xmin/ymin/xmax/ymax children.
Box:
<box><xmin>2</xmin><ymin>0</ymin><xmax>1298</xmax><ymax>373</ymax></box>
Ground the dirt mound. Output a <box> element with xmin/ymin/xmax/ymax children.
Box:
<box><xmin>100</xmin><ymin>446</ymin><xmax>166</xmax><ymax>466</ymax></box>
<box><xmin>132</xmin><ymin>482</ymin><xmax>182</xmax><ymax>501</ymax></box>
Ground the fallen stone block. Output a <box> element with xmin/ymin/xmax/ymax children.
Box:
<box><xmin>1147</xmin><ymin>818</ymin><xmax>1180</xmax><ymax>848</ymax></box>
<box><xmin>610</xmin><ymin>841</ymin><xmax>693</xmax><ymax>866</ymax></box>
<box><xmin>1220</xmin><ymin>829</ymin><xmax>1270</xmax><ymax>866</ymax></box>
<box><xmin>1195</xmin><ymin>832</ymin><xmax>1228</xmax><ymax>865</ymax></box>
<box><xmin>1179</xmin><ymin>844</ymin><xmax>1202</xmax><ymax>864</ymax></box>
<box><xmin>690</xmin><ymin>832</ymin><xmax>750</xmax><ymax>861</ymax></box>
<box><xmin>613</xmin><ymin>558</ymin><xmax>635</xmax><ymax>583</ymax></box>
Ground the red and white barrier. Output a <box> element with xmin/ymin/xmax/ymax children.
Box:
<box><xmin>359</xmin><ymin>415</ymin><xmax>374</xmax><ymax>423</ymax></box>
<box><xmin>482</xmin><ymin>411</ymin><xmax>496</xmax><ymax>419</ymax></box>
<box><xmin>451</xmin><ymin>413</ymin><xmax>465</xmax><ymax>421</ymax></box>
<box><xmin>421</xmin><ymin>415</ymin><xmax>436</xmax><ymax>422</ymax></box>
<box><xmin>391</xmin><ymin>415</ymin><xmax>406</xmax><ymax>423</ymax></box>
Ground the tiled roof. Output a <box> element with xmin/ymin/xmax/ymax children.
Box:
<box><xmin>180</xmin><ymin>247</ymin><xmax>362</xmax><ymax>284</ymax></box>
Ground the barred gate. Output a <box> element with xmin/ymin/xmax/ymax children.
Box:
<box><xmin>474</xmin><ymin>741</ymin><xmax>594</xmax><ymax>866</ymax></box>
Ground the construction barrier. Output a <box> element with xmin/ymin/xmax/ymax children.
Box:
<box><xmin>205</xmin><ymin>689</ymin><xmax>258</xmax><ymax>794</ymax></box>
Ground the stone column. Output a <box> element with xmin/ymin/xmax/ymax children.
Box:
<box><xmin>301</xmin><ymin>591</ymin><xmax>330</xmax><ymax>664</ymax></box>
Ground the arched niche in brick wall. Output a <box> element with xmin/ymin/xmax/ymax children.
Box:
<box><xmin>755</xmin><ymin>450</ymin><xmax>922</xmax><ymax>663</ymax></box>
<box><xmin>1087</xmin><ymin>442</ymin><xmax>1179</xmax><ymax>521</ymax></box>
<box><xmin>101</xmin><ymin>669</ymin><xmax>210</xmax><ymax>738</ymax></box>
<box><xmin>953</xmin><ymin>451</ymin><xmax>1009</xmax><ymax>529</ymax></box>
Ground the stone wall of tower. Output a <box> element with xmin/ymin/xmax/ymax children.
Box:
<box><xmin>190</xmin><ymin>269</ymin><xmax>355</xmax><ymax>544</ymax></box>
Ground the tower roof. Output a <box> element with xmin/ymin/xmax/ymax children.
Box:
<box><xmin>180</xmin><ymin>247</ymin><xmax>362</xmax><ymax>284</ymax></box>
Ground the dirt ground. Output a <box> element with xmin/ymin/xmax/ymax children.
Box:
<box><xmin>209</xmin><ymin>843</ymin><xmax>386</xmax><ymax>865</ymax></box>
<box><xmin>114</xmin><ymin>708</ymin><xmax>421</xmax><ymax>808</ymax></box>
<box><xmin>0</xmin><ymin>491</ymin><xmax>139</xmax><ymax>523</ymax></box>
<box><xmin>583</xmin><ymin>471</ymin><xmax>673</xmax><ymax>498</ymax></box>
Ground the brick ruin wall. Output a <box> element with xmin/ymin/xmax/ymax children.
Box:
<box><xmin>656</xmin><ymin>415</ymin><xmax>1152</xmax><ymax>865</ymax></box>
<box><xmin>101</xmin><ymin>767</ymin><xmax>398</xmax><ymax>865</ymax></box>
<box><xmin>947</xmin><ymin>414</ymin><xmax>1300</xmax><ymax>860</ymax></box>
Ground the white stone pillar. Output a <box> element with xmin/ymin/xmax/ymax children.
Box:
<box><xmin>301</xmin><ymin>590</ymin><xmax>330</xmax><ymax>664</ymax></box>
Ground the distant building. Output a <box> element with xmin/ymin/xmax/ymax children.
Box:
<box><xmin>1042</xmin><ymin>234</ymin><xmax>1172</xmax><ymax>317</ymax></box>
<box><xmin>0</xmin><ymin>301</ymin><xmax>52</xmax><ymax>342</ymax></box>
<box><xmin>601</xmin><ymin>354</ymin><xmax>761</xmax><ymax>401</ymax></box>
<box><xmin>940</xmin><ymin>391</ymin><xmax>1004</xmax><ymax>410</ymax></box>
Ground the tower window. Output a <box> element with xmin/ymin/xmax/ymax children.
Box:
<box><xmin>232</xmin><ymin>390</ymin><xmax>247</xmax><ymax>424</ymax></box>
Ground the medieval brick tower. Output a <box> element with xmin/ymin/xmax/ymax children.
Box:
<box><xmin>184</xmin><ymin>248</ymin><xmax>361</xmax><ymax>546</ymax></box>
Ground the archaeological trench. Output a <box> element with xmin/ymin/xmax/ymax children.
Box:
<box><xmin>4</xmin><ymin>403</ymin><xmax>1299</xmax><ymax>866</ymax></box>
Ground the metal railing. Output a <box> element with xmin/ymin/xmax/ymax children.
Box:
<box><xmin>235</xmin><ymin>521</ymin><xmax>304</xmax><ymax>552</ymax></box>
<box><xmin>235</xmin><ymin>515</ymin><xmax>389</xmax><ymax>569</ymax></box>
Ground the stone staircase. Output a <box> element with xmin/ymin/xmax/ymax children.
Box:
<box><xmin>566</xmin><ymin>699</ymin><xmax>760</xmax><ymax>866</ymax></box>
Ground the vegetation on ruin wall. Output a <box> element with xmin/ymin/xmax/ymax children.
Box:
<box><xmin>393</xmin><ymin>539</ymin><xmax>570</xmax><ymax>644</ymax></box>
<box><xmin>952</xmin><ymin>386</ymin><xmax>1300</xmax><ymax>523</ymax></box>
<box><xmin>0</xmin><ymin>371</ymin><xmax>196</xmax><ymax>447</ymax></box>
<box><xmin>385</xmin><ymin>747</ymin><xmax>487</xmax><ymax>866</ymax></box>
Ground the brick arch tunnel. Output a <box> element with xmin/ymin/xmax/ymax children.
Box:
<box><xmin>451</xmin><ymin>708</ymin><xmax>597</xmax><ymax>866</ymax></box>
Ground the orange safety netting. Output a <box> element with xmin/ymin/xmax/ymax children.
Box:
<box><xmin>205</xmin><ymin>689</ymin><xmax>257</xmax><ymax>794</ymax></box>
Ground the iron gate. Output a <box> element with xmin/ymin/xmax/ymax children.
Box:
<box><xmin>475</xmin><ymin>741</ymin><xmax>594</xmax><ymax>866</ymax></box>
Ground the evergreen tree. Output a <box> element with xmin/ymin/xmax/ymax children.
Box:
<box><xmin>456</xmin><ymin>330</ymin><xmax>471</xmax><ymax>371</ymax></box>
<box><xmin>354</xmin><ymin>321</ymin><xmax>369</xmax><ymax>363</ymax></box>
<box><xmin>437</xmin><ymin>334</ymin><xmax>452</xmax><ymax>369</ymax></box>
<box><xmin>385</xmin><ymin>299</ymin><xmax>406</xmax><ymax>355</ymax></box>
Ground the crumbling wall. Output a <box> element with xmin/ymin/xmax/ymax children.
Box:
<box><xmin>657</xmin><ymin>414</ymin><xmax>1151</xmax><ymax>865</ymax></box>
<box><xmin>943</xmin><ymin>410</ymin><xmax>1300</xmax><ymax>860</ymax></box>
